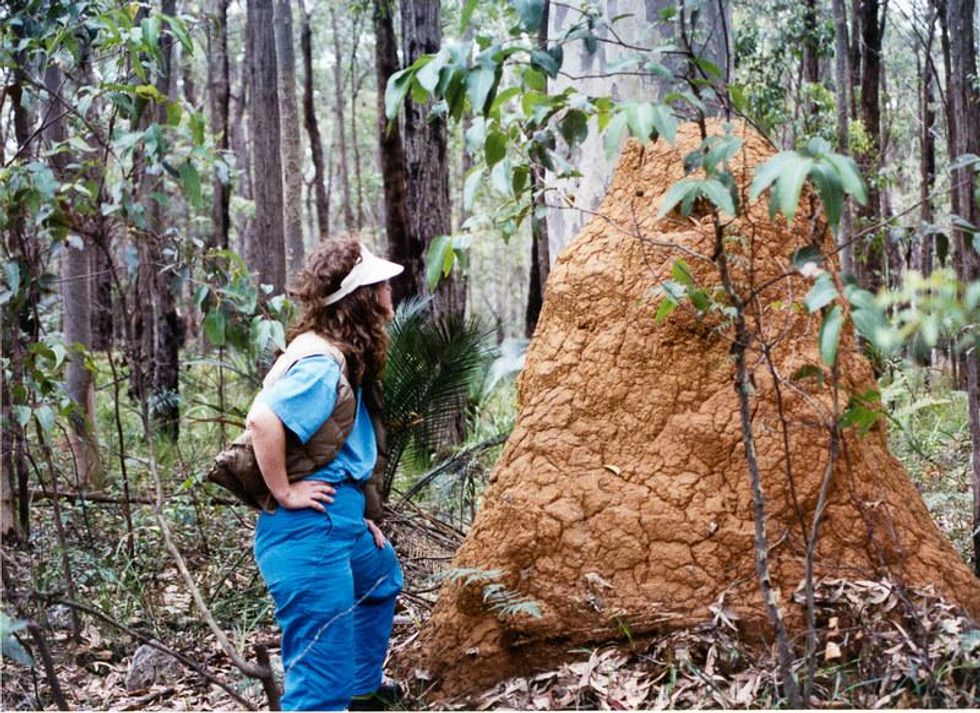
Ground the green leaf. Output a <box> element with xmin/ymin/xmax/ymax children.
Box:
<box><xmin>671</xmin><ymin>259</ymin><xmax>695</xmax><ymax>287</ymax></box>
<box><xmin>179</xmin><ymin>161</ymin><xmax>202</xmax><ymax>209</ymax></box>
<box><xmin>774</xmin><ymin>156</ymin><xmax>814</xmax><ymax>223</ymax></box>
<box><xmin>819</xmin><ymin>305</ymin><xmax>844</xmax><ymax>366</ymax></box>
<box><xmin>426</xmin><ymin>236</ymin><xmax>453</xmax><ymax>290</ymax></box>
<box><xmin>809</xmin><ymin>162</ymin><xmax>843</xmax><ymax>229</ymax></box>
<box><xmin>804</xmin><ymin>273</ymin><xmax>838</xmax><ymax>313</ymax></box>
<box><xmin>166</xmin><ymin>100</ymin><xmax>182</xmax><ymax>126</ymax></box>
<box><xmin>466</xmin><ymin>64</ymin><xmax>497</xmax><ymax>115</ymax></box>
<box><xmin>530</xmin><ymin>48</ymin><xmax>560</xmax><ymax>78</ymax></box>
<box><xmin>269</xmin><ymin>320</ymin><xmax>286</xmax><ymax>351</ymax></box>
<box><xmin>523</xmin><ymin>67</ymin><xmax>546</xmax><ymax>92</ymax></box>
<box><xmin>463</xmin><ymin>168</ymin><xmax>484</xmax><ymax>211</ymax></box>
<box><xmin>203</xmin><ymin>309</ymin><xmax>226</xmax><ymax>346</ymax></box>
<box><xmin>164</xmin><ymin>15</ymin><xmax>193</xmax><ymax>52</ymax></box>
<box><xmin>626</xmin><ymin>102</ymin><xmax>655</xmax><ymax>141</ymax></box>
<box><xmin>34</xmin><ymin>405</ymin><xmax>54</xmax><ymax>435</ymax></box>
<box><xmin>603</xmin><ymin>112</ymin><xmax>629</xmax><ymax>159</ymax></box>
<box><xmin>385</xmin><ymin>67</ymin><xmax>416</xmax><ymax>120</ymax></box>
<box><xmin>648</xmin><ymin>104</ymin><xmax>676</xmax><ymax>144</ymax></box>
<box><xmin>700</xmin><ymin>177</ymin><xmax>736</xmax><ymax>216</ymax></box>
<box><xmin>190</xmin><ymin>112</ymin><xmax>206</xmax><ymax>147</ymax></box>
<box><xmin>749</xmin><ymin>152</ymin><xmax>792</xmax><ymax>202</ymax></box>
<box><xmin>460</xmin><ymin>0</ymin><xmax>479</xmax><ymax>31</ymax></box>
<box><xmin>11</xmin><ymin>405</ymin><xmax>30</xmax><ymax>427</ymax></box>
<box><xmin>485</xmin><ymin>130</ymin><xmax>507</xmax><ymax>167</ymax></box>
<box><xmin>792</xmin><ymin>246</ymin><xmax>824</xmax><ymax>271</ymax></box>
<box><xmin>654</xmin><ymin>297</ymin><xmax>676</xmax><ymax>323</ymax></box>
<box><xmin>559</xmin><ymin>109</ymin><xmax>589</xmax><ymax>147</ymax></box>
<box><xmin>824</xmin><ymin>153</ymin><xmax>868</xmax><ymax>205</ymax></box>
<box><xmin>657</xmin><ymin>179</ymin><xmax>701</xmax><ymax>218</ymax></box>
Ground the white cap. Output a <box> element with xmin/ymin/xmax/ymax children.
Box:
<box><xmin>324</xmin><ymin>243</ymin><xmax>404</xmax><ymax>305</ymax></box>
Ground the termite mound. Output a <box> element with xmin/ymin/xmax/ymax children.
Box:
<box><xmin>408</xmin><ymin>121</ymin><xmax>980</xmax><ymax>696</ymax></box>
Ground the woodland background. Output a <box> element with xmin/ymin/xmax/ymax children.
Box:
<box><xmin>1</xmin><ymin>0</ymin><xmax>979</xmax><ymax>709</ymax></box>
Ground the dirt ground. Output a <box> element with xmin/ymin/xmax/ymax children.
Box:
<box><xmin>405</xmin><ymin>121</ymin><xmax>980</xmax><ymax>696</ymax></box>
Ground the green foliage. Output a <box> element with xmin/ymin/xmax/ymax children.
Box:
<box><xmin>435</xmin><ymin>567</ymin><xmax>543</xmax><ymax>619</ymax></box>
<box><xmin>382</xmin><ymin>298</ymin><xmax>494</xmax><ymax>492</ymax></box>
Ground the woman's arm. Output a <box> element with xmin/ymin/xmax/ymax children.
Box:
<box><xmin>246</xmin><ymin>401</ymin><xmax>335</xmax><ymax>511</ymax></box>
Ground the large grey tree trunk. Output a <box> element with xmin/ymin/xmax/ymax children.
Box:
<box><xmin>401</xmin><ymin>0</ymin><xmax>465</xmax><ymax>319</ymax></box>
<box><xmin>545</xmin><ymin>0</ymin><xmax>733</xmax><ymax>258</ymax></box>
<box><xmin>247</xmin><ymin>0</ymin><xmax>287</xmax><ymax>294</ymax></box>
<box><xmin>274</xmin><ymin>0</ymin><xmax>305</xmax><ymax>274</ymax></box>
<box><xmin>942</xmin><ymin>0</ymin><xmax>980</xmax><ymax>575</ymax></box>
<box><xmin>45</xmin><ymin>66</ymin><xmax>104</xmax><ymax>483</ymax></box>
<box><xmin>373</xmin><ymin>0</ymin><xmax>413</xmax><ymax>303</ymax></box>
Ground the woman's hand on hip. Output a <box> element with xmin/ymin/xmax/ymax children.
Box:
<box><xmin>365</xmin><ymin>518</ymin><xmax>385</xmax><ymax>548</ymax></box>
<box><xmin>274</xmin><ymin>480</ymin><xmax>336</xmax><ymax>512</ymax></box>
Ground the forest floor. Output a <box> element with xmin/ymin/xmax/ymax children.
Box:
<box><xmin>1</xmin><ymin>362</ymin><xmax>978</xmax><ymax>710</ymax></box>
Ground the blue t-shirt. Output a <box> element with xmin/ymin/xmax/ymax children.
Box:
<box><xmin>259</xmin><ymin>354</ymin><xmax>377</xmax><ymax>483</ymax></box>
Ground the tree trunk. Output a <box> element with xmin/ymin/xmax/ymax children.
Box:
<box><xmin>801</xmin><ymin>0</ymin><xmax>820</xmax><ymax>126</ymax></box>
<box><xmin>230</xmin><ymin>25</ymin><xmax>254</xmax><ymax>257</ymax></box>
<box><xmin>942</xmin><ymin>0</ymin><xmax>980</xmax><ymax>575</ymax></box>
<box><xmin>301</xmin><ymin>0</ymin><xmax>330</xmax><ymax>240</ymax></box>
<box><xmin>330</xmin><ymin>7</ymin><xmax>355</xmax><ymax>232</ymax></box>
<box><xmin>45</xmin><ymin>64</ymin><xmax>104</xmax><ymax>483</ymax></box>
<box><xmin>401</xmin><ymin>0</ymin><xmax>465</xmax><ymax>319</ymax></box>
<box><xmin>274</xmin><ymin>0</ymin><xmax>306</xmax><ymax>274</ymax></box>
<box><xmin>374</xmin><ymin>0</ymin><xmax>416</xmax><ymax>304</ymax></box>
<box><xmin>915</xmin><ymin>5</ymin><xmax>937</xmax><ymax>278</ymax></box>
<box><xmin>853</xmin><ymin>0</ymin><xmax>886</xmax><ymax>292</ymax></box>
<box><xmin>526</xmin><ymin>0</ymin><xmax>552</xmax><ymax>337</ymax></box>
<box><xmin>831</xmin><ymin>0</ymin><xmax>856</xmax><ymax>276</ymax></box>
<box><xmin>350</xmin><ymin>13</ymin><xmax>366</xmax><ymax>231</ymax></box>
<box><xmin>208</xmin><ymin>0</ymin><xmax>231</xmax><ymax>252</ymax></box>
<box><xmin>247</xmin><ymin>0</ymin><xmax>287</xmax><ymax>294</ymax></box>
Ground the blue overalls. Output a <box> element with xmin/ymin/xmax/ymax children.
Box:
<box><xmin>252</xmin><ymin>355</ymin><xmax>404</xmax><ymax>711</ymax></box>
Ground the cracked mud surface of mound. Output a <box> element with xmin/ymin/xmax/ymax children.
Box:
<box><xmin>411</xmin><ymin>122</ymin><xmax>980</xmax><ymax>695</ymax></box>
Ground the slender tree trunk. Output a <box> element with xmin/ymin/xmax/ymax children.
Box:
<box><xmin>274</xmin><ymin>0</ymin><xmax>306</xmax><ymax>274</ymax></box>
<box><xmin>373</xmin><ymin>0</ymin><xmax>415</xmax><ymax>302</ymax></box>
<box><xmin>44</xmin><ymin>65</ymin><xmax>104</xmax><ymax>482</ymax></box>
<box><xmin>526</xmin><ymin>0</ymin><xmax>552</xmax><ymax>337</ymax></box>
<box><xmin>301</xmin><ymin>0</ymin><xmax>330</xmax><ymax>240</ymax></box>
<box><xmin>915</xmin><ymin>6</ymin><xmax>937</xmax><ymax>278</ymax></box>
<box><xmin>230</xmin><ymin>32</ymin><xmax>254</xmax><ymax>256</ymax></box>
<box><xmin>801</xmin><ymin>0</ymin><xmax>820</xmax><ymax>126</ymax></box>
<box><xmin>247</xmin><ymin>0</ymin><xmax>287</xmax><ymax>293</ymax></box>
<box><xmin>208</xmin><ymin>0</ymin><xmax>231</xmax><ymax>252</ymax></box>
<box><xmin>831</xmin><ymin>0</ymin><xmax>856</xmax><ymax>276</ymax></box>
<box><xmin>350</xmin><ymin>14</ymin><xmax>366</xmax><ymax>231</ymax></box>
<box><xmin>401</xmin><ymin>0</ymin><xmax>465</xmax><ymax>319</ymax></box>
<box><xmin>330</xmin><ymin>7</ymin><xmax>355</xmax><ymax>232</ymax></box>
<box><xmin>942</xmin><ymin>0</ymin><xmax>980</xmax><ymax>575</ymax></box>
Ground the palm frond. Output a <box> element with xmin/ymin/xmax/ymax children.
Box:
<box><xmin>381</xmin><ymin>297</ymin><xmax>493</xmax><ymax>495</ymax></box>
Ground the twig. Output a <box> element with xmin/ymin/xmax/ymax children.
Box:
<box><xmin>48</xmin><ymin>598</ymin><xmax>255</xmax><ymax>710</ymax></box>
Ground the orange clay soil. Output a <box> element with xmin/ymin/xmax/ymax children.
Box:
<box><xmin>407</xmin><ymin>121</ymin><xmax>980</xmax><ymax>696</ymax></box>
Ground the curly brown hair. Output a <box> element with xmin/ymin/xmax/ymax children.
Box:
<box><xmin>287</xmin><ymin>239</ymin><xmax>389</xmax><ymax>387</ymax></box>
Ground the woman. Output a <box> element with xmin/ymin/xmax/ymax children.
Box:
<box><xmin>246</xmin><ymin>239</ymin><xmax>405</xmax><ymax>711</ymax></box>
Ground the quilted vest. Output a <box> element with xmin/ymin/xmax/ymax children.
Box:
<box><xmin>207</xmin><ymin>331</ymin><xmax>387</xmax><ymax>519</ymax></box>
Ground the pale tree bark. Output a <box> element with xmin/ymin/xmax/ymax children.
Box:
<box><xmin>301</xmin><ymin>0</ymin><xmax>330</xmax><ymax>240</ymax></box>
<box><xmin>401</xmin><ymin>0</ymin><xmax>465</xmax><ymax>319</ymax></box>
<box><xmin>942</xmin><ymin>0</ymin><xmax>980</xmax><ymax>575</ymax></box>
<box><xmin>349</xmin><ymin>11</ymin><xmax>367</xmax><ymax>231</ymax></box>
<box><xmin>247</xmin><ymin>0</ymin><xmax>287</xmax><ymax>294</ymax></box>
<box><xmin>208</xmin><ymin>0</ymin><xmax>231</xmax><ymax>252</ymax></box>
<box><xmin>832</xmin><ymin>0</ymin><xmax>856</xmax><ymax>276</ymax></box>
<box><xmin>546</xmin><ymin>0</ymin><xmax>733</xmax><ymax>257</ymax></box>
<box><xmin>330</xmin><ymin>7</ymin><xmax>355</xmax><ymax>231</ymax></box>
<box><xmin>274</xmin><ymin>0</ymin><xmax>306</xmax><ymax>274</ymax></box>
<box><xmin>45</xmin><ymin>65</ymin><xmax>104</xmax><ymax>484</ymax></box>
<box><xmin>373</xmin><ymin>0</ymin><xmax>414</xmax><ymax>303</ymax></box>
<box><xmin>230</xmin><ymin>29</ymin><xmax>254</xmax><ymax>256</ymax></box>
